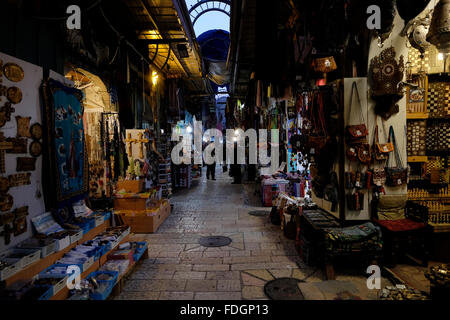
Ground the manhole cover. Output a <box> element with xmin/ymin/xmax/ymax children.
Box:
<box><xmin>264</xmin><ymin>278</ymin><xmax>304</xmax><ymax>300</ymax></box>
<box><xmin>199</xmin><ymin>236</ymin><xmax>232</xmax><ymax>247</ymax></box>
<box><xmin>248</xmin><ymin>210</ymin><xmax>269</xmax><ymax>217</ymax></box>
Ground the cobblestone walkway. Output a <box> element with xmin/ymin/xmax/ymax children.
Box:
<box><xmin>116</xmin><ymin>167</ymin><xmax>384</xmax><ymax>300</ymax></box>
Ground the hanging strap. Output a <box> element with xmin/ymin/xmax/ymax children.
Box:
<box><xmin>347</xmin><ymin>81</ymin><xmax>365</xmax><ymax>126</ymax></box>
<box><xmin>387</xmin><ymin>125</ymin><xmax>404</xmax><ymax>168</ymax></box>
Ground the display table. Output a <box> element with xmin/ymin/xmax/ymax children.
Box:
<box><xmin>114</xmin><ymin>200</ymin><xmax>171</xmax><ymax>233</ymax></box>
<box><xmin>299</xmin><ymin>209</ymin><xmax>382</xmax><ymax>280</ymax></box>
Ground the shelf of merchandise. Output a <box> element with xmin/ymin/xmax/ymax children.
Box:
<box><xmin>50</xmin><ymin>234</ymin><xmax>135</xmax><ymax>300</ymax></box>
<box><xmin>408</xmin><ymin>196</ymin><xmax>450</xmax><ymax>201</ymax></box>
<box><xmin>408</xmin><ymin>156</ymin><xmax>428</xmax><ymax>163</ymax></box>
<box><xmin>3</xmin><ymin>220</ymin><xmax>111</xmax><ymax>288</ymax></box>
<box><xmin>406</xmin><ymin>113</ymin><xmax>429</xmax><ymax>119</ymax></box>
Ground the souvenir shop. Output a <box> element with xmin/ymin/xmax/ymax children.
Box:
<box><xmin>227</xmin><ymin>0</ymin><xmax>450</xmax><ymax>298</ymax></box>
<box><xmin>0</xmin><ymin>1</ymin><xmax>189</xmax><ymax>300</ymax></box>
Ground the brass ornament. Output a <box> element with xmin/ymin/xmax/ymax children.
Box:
<box><xmin>29</xmin><ymin>140</ymin><xmax>42</xmax><ymax>157</ymax></box>
<box><xmin>30</xmin><ymin>123</ymin><xmax>43</xmax><ymax>140</ymax></box>
<box><xmin>427</xmin><ymin>0</ymin><xmax>450</xmax><ymax>53</ymax></box>
<box><xmin>0</xmin><ymin>112</ymin><xmax>6</xmax><ymax>128</ymax></box>
<box><xmin>0</xmin><ymin>194</ymin><xmax>14</xmax><ymax>212</ymax></box>
<box><xmin>6</xmin><ymin>86</ymin><xmax>22</xmax><ymax>104</ymax></box>
<box><xmin>17</xmin><ymin>157</ymin><xmax>36</xmax><ymax>172</ymax></box>
<box><xmin>16</xmin><ymin>116</ymin><xmax>31</xmax><ymax>138</ymax></box>
<box><xmin>0</xmin><ymin>177</ymin><xmax>9</xmax><ymax>193</ymax></box>
<box><xmin>8</xmin><ymin>173</ymin><xmax>31</xmax><ymax>187</ymax></box>
<box><xmin>6</xmin><ymin>138</ymin><xmax>27</xmax><ymax>154</ymax></box>
<box><xmin>3</xmin><ymin>63</ymin><xmax>24</xmax><ymax>83</ymax></box>
<box><xmin>1</xmin><ymin>102</ymin><xmax>15</xmax><ymax>122</ymax></box>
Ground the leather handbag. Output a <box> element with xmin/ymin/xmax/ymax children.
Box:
<box><xmin>358</xmin><ymin>143</ymin><xmax>372</xmax><ymax>164</ymax></box>
<box><xmin>372</xmin><ymin>167</ymin><xmax>387</xmax><ymax>187</ymax></box>
<box><xmin>313</xmin><ymin>56</ymin><xmax>337</xmax><ymax>73</ymax></box>
<box><xmin>385</xmin><ymin>126</ymin><xmax>408</xmax><ymax>187</ymax></box>
<box><xmin>373</xmin><ymin>120</ymin><xmax>394</xmax><ymax>162</ymax></box>
<box><xmin>307</xmin><ymin>93</ymin><xmax>328</xmax><ymax>155</ymax></box>
<box><xmin>347</xmin><ymin>191</ymin><xmax>364</xmax><ymax>211</ymax></box>
<box><xmin>345</xmin><ymin>82</ymin><xmax>368</xmax><ymax>144</ymax></box>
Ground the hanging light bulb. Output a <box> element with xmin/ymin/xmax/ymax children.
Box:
<box><xmin>427</xmin><ymin>0</ymin><xmax>450</xmax><ymax>53</ymax></box>
<box><xmin>186</xmin><ymin>126</ymin><xmax>193</xmax><ymax>133</ymax></box>
<box><xmin>152</xmin><ymin>71</ymin><xmax>158</xmax><ymax>85</ymax></box>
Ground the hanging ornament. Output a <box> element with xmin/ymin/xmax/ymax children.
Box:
<box><xmin>397</xmin><ymin>0</ymin><xmax>431</xmax><ymax>26</ymax></box>
<box><xmin>406</xmin><ymin>11</ymin><xmax>433</xmax><ymax>57</ymax></box>
<box><xmin>427</xmin><ymin>0</ymin><xmax>450</xmax><ymax>53</ymax></box>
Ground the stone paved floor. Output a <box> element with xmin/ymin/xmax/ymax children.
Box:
<box><xmin>116</xmin><ymin>166</ymin><xmax>389</xmax><ymax>300</ymax></box>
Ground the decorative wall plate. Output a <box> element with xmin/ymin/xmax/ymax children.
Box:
<box><xmin>6</xmin><ymin>87</ymin><xmax>22</xmax><ymax>104</ymax></box>
<box><xmin>16</xmin><ymin>116</ymin><xmax>31</xmax><ymax>138</ymax></box>
<box><xmin>3</xmin><ymin>63</ymin><xmax>24</xmax><ymax>83</ymax></box>
<box><xmin>17</xmin><ymin>157</ymin><xmax>36</xmax><ymax>172</ymax></box>
<box><xmin>29</xmin><ymin>141</ymin><xmax>42</xmax><ymax>157</ymax></box>
<box><xmin>0</xmin><ymin>177</ymin><xmax>9</xmax><ymax>193</ymax></box>
<box><xmin>8</xmin><ymin>173</ymin><xmax>31</xmax><ymax>187</ymax></box>
<box><xmin>0</xmin><ymin>194</ymin><xmax>14</xmax><ymax>212</ymax></box>
<box><xmin>6</xmin><ymin>138</ymin><xmax>27</xmax><ymax>154</ymax></box>
<box><xmin>30</xmin><ymin>123</ymin><xmax>43</xmax><ymax>140</ymax></box>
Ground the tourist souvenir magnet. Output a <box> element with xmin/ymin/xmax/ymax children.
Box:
<box><xmin>17</xmin><ymin>157</ymin><xmax>36</xmax><ymax>172</ymax></box>
<box><xmin>16</xmin><ymin>116</ymin><xmax>31</xmax><ymax>138</ymax></box>
<box><xmin>0</xmin><ymin>194</ymin><xmax>13</xmax><ymax>212</ymax></box>
<box><xmin>8</xmin><ymin>173</ymin><xmax>31</xmax><ymax>187</ymax></box>
<box><xmin>6</xmin><ymin>138</ymin><xmax>27</xmax><ymax>154</ymax></box>
<box><xmin>0</xmin><ymin>177</ymin><xmax>9</xmax><ymax>193</ymax></box>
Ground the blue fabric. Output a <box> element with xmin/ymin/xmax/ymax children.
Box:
<box><xmin>45</xmin><ymin>79</ymin><xmax>88</xmax><ymax>204</ymax></box>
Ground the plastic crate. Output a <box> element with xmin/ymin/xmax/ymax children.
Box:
<box><xmin>86</xmin><ymin>270</ymin><xmax>119</xmax><ymax>300</ymax></box>
<box><xmin>102</xmin><ymin>211</ymin><xmax>112</xmax><ymax>222</ymax></box>
<box><xmin>132</xmin><ymin>242</ymin><xmax>148</xmax><ymax>262</ymax></box>
<box><xmin>37</xmin><ymin>285</ymin><xmax>53</xmax><ymax>300</ymax></box>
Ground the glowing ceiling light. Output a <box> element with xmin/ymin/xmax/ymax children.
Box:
<box><xmin>152</xmin><ymin>71</ymin><xmax>159</xmax><ymax>85</ymax></box>
<box><xmin>186</xmin><ymin>126</ymin><xmax>193</xmax><ymax>133</ymax></box>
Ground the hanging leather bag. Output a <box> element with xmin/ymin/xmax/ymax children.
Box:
<box><xmin>373</xmin><ymin>118</ymin><xmax>394</xmax><ymax>162</ymax></box>
<box><xmin>345</xmin><ymin>81</ymin><xmax>368</xmax><ymax>144</ymax></box>
<box><xmin>385</xmin><ymin>126</ymin><xmax>408</xmax><ymax>187</ymax></box>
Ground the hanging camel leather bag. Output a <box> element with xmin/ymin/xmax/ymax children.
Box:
<box><xmin>385</xmin><ymin>126</ymin><xmax>408</xmax><ymax>187</ymax></box>
<box><xmin>345</xmin><ymin>82</ymin><xmax>369</xmax><ymax>162</ymax></box>
<box><xmin>373</xmin><ymin>118</ymin><xmax>394</xmax><ymax>162</ymax></box>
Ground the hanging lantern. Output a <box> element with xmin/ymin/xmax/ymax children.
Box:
<box><xmin>408</xmin><ymin>12</ymin><xmax>433</xmax><ymax>57</ymax></box>
<box><xmin>427</xmin><ymin>0</ymin><xmax>450</xmax><ymax>53</ymax></box>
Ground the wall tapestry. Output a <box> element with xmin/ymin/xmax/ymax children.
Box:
<box><xmin>42</xmin><ymin>79</ymin><xmax>88</xmax><ymax>203</ymax></box>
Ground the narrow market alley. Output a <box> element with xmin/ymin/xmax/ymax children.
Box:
<box><xmin>117</xmin><ymin>167</ymin><xmax>384</xmax><ymax>300</ymax></box>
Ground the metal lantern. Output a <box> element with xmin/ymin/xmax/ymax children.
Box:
<box><xmin>427</xmin><ymin>0</ymin><xmax>450</xmax><ymax>53</ymax></box>
<box><xmin>408</xmin><ymin>14</ymin><xmax>433</xmax><ymax>56</ymax></box>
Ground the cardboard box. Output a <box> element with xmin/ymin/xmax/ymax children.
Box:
<box><xmin>116</xmin><ymin>180</ymin><xmax>144</xmax><ymax>193</ymax></box>
<box><xmin>116</xmin><ymin>201</ymin><xmax>171</xmax><ymax>233</ymax></box>
<box><xmin>113</xmin><ymin>196</ymin><xmax>150</xmax><ymax>211</ymax></box>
